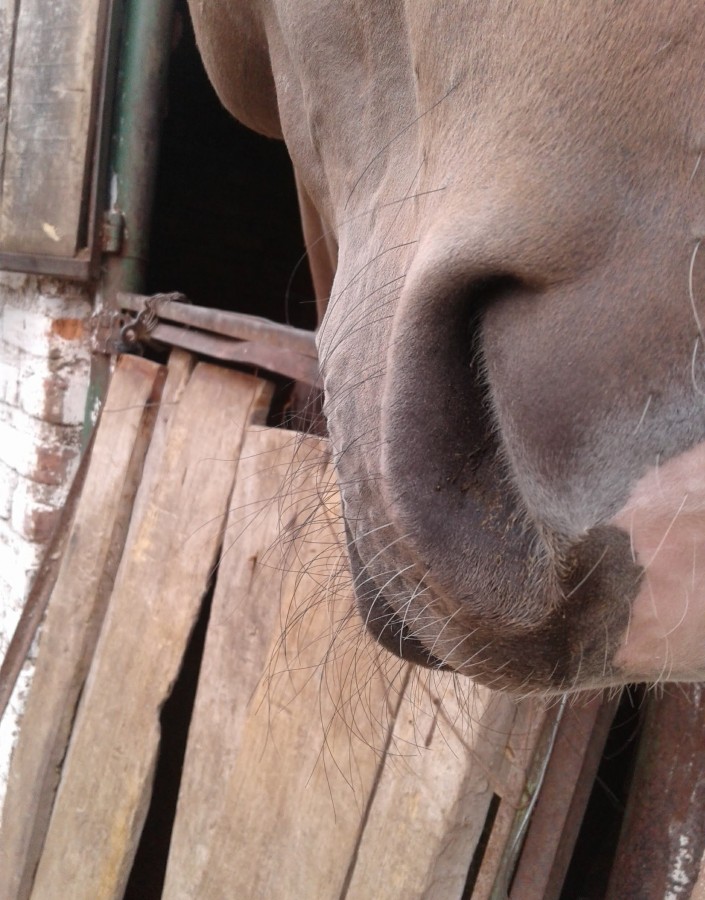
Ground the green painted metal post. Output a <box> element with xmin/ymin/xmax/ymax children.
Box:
<box><xmin>84</xmin><ymin>0</ymin><xmax>177</xmax><ymax>443</ymax></box>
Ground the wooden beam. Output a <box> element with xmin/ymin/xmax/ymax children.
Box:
<box><xmin>1</xmin><ymin>355</ymin><xmax>166</xmax><ymax>900</ymax></box>
<box><xmin>150</xmin><ymin>322</ymin><xmax>322</xmax><ymax>388</ymax></box>
<box><xmin>28</xmin><ymin>362</ymin><xmax>272</xmax><ymax>899</ymax></box>
<box><xmin>118</xmin><ymin>292</ymin><xmax>318</xmax><ymax>358</ymax></box>
<box><xmin>509</xmin><ymin>694</ymin><xmax>619</xmax><ymax>899</ymax></box>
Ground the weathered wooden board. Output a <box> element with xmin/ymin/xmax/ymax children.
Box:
<box><xmin>161</xmin><ymin>426</ymin><xmax>388</xmax><ymax>899</ymax></box>
<box><xmin>0</xmin><ymin>0</ymin><xmax>106</xmax><ymax>256</ymax></box>
<box><xmin>344</xmin><ymin>682</ymin><xmax>519</xmax><ymax>900</ymax></box>
<box><xmin>28</xmin><ymin>364</ymin><xmax>272</xmax><ymax>900</ymax></box>
<box><xmin>162</xmin><ymin>427</ymin><xmax>525</xmax><ymax>899</ymax></box>
<box><xmin>3</xmin><ymin>348</ymin><xmax>564</xmax><ymax>899</ymax></box>
<box><xmin>470</xmin><ymin>701</ymin><xmax>549</xmax><ymax>900</ymax></box>
<box><xmin>0</xmin><ymin>355</ymin><xmax>165</xmax><ymax>900</ymax></box>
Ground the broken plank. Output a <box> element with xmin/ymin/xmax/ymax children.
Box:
<box><xmin>470</xmin><ymin>700</ymin><xmax>549</xmax><ymax>900</ymax></box>
<box><xmin>0</xmin><ymin>354</ymin><xmax>165</xmax><ymax>900</ymax></box>
<box><xmin>28</xmin><ymin>364</ymin><xmax>272</xmax><ymax>900</ymax></box>
<box><xmin>162</xmin><ymin>427</ymin><xmax>392</xmax><ymax>900</ymax></box>
<box><xmin>343</xmin><ymin>677</ymin><xmax>520</xmax><ymax>900</ymax></box>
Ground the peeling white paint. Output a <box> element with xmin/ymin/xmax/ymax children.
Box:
<box><xmin>41</xmin><ymin>223</ymin><xmax>61</xmax><ymax>242</ymax></box>
<box><xmin>665</xmin><ymin>831</ymin><xmax>694</xmax><ymax>899</ymax></box>
<box><xmin>0</xmin><ymin>280</ymin><xmax>92</xmax><ymax>816</ymax></box>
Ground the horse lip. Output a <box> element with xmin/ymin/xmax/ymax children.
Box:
<box><xmin>344</xmin><ymin>526</ymin><xmax>451</xmax><ymax>670</ymax></box>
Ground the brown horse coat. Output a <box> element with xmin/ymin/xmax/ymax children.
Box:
<box><xmin>188</xmin><ymin>1</ymin><xmax>705</xmax><ymax>692</ymax></box>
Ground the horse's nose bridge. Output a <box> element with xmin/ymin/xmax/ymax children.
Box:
<box><xmin>420</xmin><ymin>145</ymin><xmax>621</xmax><ymax>281</ymax></box>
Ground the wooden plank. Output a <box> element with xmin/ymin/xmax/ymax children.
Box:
<box><xmin>343</xmin><ymin>682</ymin><xmax>520</xmax><ymax>900</ymax></box>
<box><xmin>162</xmin><ymin>427</ymin><xmax>393</xmax><ymax>899</ymax></box>
<box><xmin>119</xmin><ymin>292</ymin><xmax>319</xmax><ymax>358</ymax></box>
<box><xmin>0</xmin><ymin>0</ymin><xmax>104</xmax><ymax>256</ymax></box>
<box><xmin>151</xmin><ymin>322</ymin><xmax>321</xmax><ymax>388</ymax></box>
<box><xmin>0</xmin><ymin>354</ymin><xmax>165</xmax><ymax>900</ymax></box>
<box><xmin>127</xmin><ymin>348</ymin><xmax>195</xmax><ymax>528</ymax></box>
<box><xmin>470</xmin><ymin>701</ymin><xmax>549</xmax><ymax>900</ymax></box>
<box><xmin>28</xmin><ymin>364</ymin><xmax>272</xmax><ymax>900</ymax></box>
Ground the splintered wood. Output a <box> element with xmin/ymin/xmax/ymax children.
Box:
<box><xmin>1</xmin><ymin>352</ymin><xmax>540</xmax><ymax>899</ymax></box>
<box><xmin>26</xmin><ymin>359</ymin><xmax>272</xmax><ymax>899</ymax></box>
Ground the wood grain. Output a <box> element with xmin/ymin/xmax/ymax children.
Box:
<box><xmin>161</xmin><ymin>426</ymin><xmax>390</xmax><ymax>899</ymax></box>
<box><xmin>470</xmin><ymin>700</ymin><xmax>548</xmax><ymax>900</ymax></box>
<box><xmin>344</xmin><ymin>684</ymin><xmax>519</xmax><ymax>900</ymax></box>
<box><xmin>0</xmin><ymin>0</ymin><xmax>104</xmax><ymax>256</ymax></box>
<box><xmin>28</xmin><ymin>364</ymin><xmax>271</xmax><ymax>900</ymax></box>
<box><xmin>0</xmin><ymin>354</ymin><xmax>165</xmax><ymax>900</ymax></box>
<box><xmin>163</xmin><ymin>427</ymin><xmax>524</xmax><ymax>900</ymax></box>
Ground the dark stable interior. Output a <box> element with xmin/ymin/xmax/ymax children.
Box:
<box><xmin>145</xmin><ymin>1</ymin><xmax>315</xmax><ymax>330</ymax></box>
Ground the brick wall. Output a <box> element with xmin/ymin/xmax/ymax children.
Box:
<box><xmin>0</xmin><ymin>273</ymin><xmax>93</xmax><ymax>808</ymax></box>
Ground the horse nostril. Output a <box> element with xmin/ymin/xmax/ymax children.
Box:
<box><xmin>461</xmin><ymin>273</ymin><xmax>526</xmax><ymax>370</ymax></box>
<box><xmin>374</xmin><ymin>262</ymin><xmax>541</xmax><ymax>621</ymax></box>
<box><xmin>465</xmin><ymin>273</ymin><xmax>525</xmax><ymax>317</ymax></box>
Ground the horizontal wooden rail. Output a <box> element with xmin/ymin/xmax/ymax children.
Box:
<box><xmin>118</xmin><ymin>292</ymin><xmax>318</xmax><ymax>359</ymax></box>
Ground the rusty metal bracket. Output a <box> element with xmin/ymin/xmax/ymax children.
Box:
<box><xmin>89</xmin><ymin>308</ymin><xmax>127</xmax><ymax>356</ymax></box>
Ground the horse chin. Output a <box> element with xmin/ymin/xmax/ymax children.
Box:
<box><xmin>345</xmin><ymin>523</ymin><xmax>451</xmax><ymax>670</ymax></box>
<box><xmin>345</xmin><ymin>493</ymin><xmax>643</xmax><ymax>692</ymax></box>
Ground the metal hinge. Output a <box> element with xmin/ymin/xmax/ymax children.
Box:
<box><xmin>101</xmin><ymin>210</ymin><xmax>125</xmax><ymax>254</ymax></box>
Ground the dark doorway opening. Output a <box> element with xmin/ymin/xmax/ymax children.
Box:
<box><xmin>145</xmin><ymin>0</ymin><xmax>316</xmax><ymax>330</ymax></box>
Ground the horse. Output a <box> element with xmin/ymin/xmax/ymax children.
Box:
<box><xmin>187</xmin><ymin>1</ymin><xmax>705</xmax><ymax>694</ymax></box>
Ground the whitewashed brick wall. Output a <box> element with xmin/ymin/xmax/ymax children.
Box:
<box><xmin>0</xmin><ymin>272</ymin><xmax>93</xmax><ymax>809</ymax></box>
